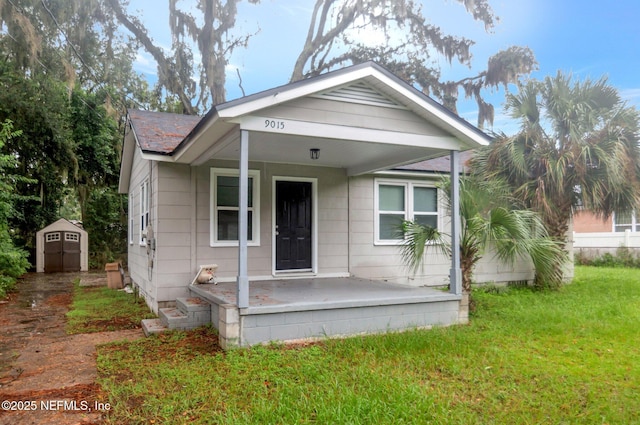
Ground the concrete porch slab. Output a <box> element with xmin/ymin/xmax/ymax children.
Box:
<box><xmin>189</xmin><ymin>277</ymin><xmax>463</xmax><ymax>348</ymax></box>
<box><xmin>190</xmin><ymin>277</ymin><xmax>459</xmax><ymax>314</ymax></box>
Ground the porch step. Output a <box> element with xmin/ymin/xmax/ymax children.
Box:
<box><xmin>155</xmin><ymin>297</ymin><xmax>212</xmax><ymax>332</ymax></box>
<box><xmin>159</xmin><ymin>307</ymin><xmax>190</xmax><ymax>329</ymax></box>
<box><xmin>141</xmin><ymin>318</ymin><xmax>168</xmax><ymax>336</ymax></box>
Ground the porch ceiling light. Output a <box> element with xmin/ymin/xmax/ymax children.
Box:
<box><xmin>310</xmin><ymin>148</ymin><xmax>320</xmax><ymax>160</ymax></box>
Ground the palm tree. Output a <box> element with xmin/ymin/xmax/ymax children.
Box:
<box><xmin>400</xmin><ymin>176</ymin><xmax>566</xmax><ymax>293</ymax></box>
<box><xmin>472</xmin><ymin>72</ymin><xmax>640</xmax><ymax>247</ymax></box>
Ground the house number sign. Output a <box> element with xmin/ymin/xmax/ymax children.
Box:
<box><xmin>239</xmin><ymin>116</ymin><xmax>293</xmax><ymax>133</ymax></box>
<box><xmin>264</xmin><ymin>119</ymin><xmax>285</xmax><ymax>130</ymax></box>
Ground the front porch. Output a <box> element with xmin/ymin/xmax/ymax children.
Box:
<box><xmin>189</xmin><ymin>277</ymin><xmax>466</xmax><ymax>349</ymax></box>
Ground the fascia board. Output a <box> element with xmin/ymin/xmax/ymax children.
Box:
<box><xmin>367</xmin><ymin>72</ymin><xmax>491</xmax><ymax>148</ymax></box>
<box><xmin>118</xmin><ymin>127</ymin><xmax>137</xmax><ymax>194</ymax></box>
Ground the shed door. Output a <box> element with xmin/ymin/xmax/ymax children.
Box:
<box><xmin>275</xmin><ymin>181</ymin><xmax>312</xmax><ymax>271</ymax></box>
<box><xmin>44</xmin><ymin>231</ymin><xmax>81</xmax><ymax>272</ymax></box>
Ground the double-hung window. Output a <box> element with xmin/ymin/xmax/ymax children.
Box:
<box><xmin>375</xmin><ymin>179</ymin><xmax>439</xmax><ymax>244</ymax></box>
<box><xmin>210</xmin><ymin>168</ymin><xmax>260</xmax><ymax>246</ymax></box>
<box><xmin>613</xmin><ymin>210</ymin><xmax>640</xmax><ymax>232</ymax></box>
<box><xmin>139</xmin><ymin>179</ymin><xmax>149</xmax><ymax>245</ymax></box>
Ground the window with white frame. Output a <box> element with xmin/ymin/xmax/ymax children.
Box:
<box><xmin>46</xmin><ymin>232</ymin><xmax>61</xmax><ymax>242</ymax></box>
<box><xmin>614</xmin><ymin>210</ymin><xmax>640</xmax><ymax>232</ymax></box>
<box><xmin>210</xmin><ymin>168</ymin><xmax>260</xmax><ymax>246</ymax></box>
<box><xmin>139</xmin><ymin>179</ymin><xmax>149</xmax><ymax>245</ymax></box>
<box><xmin>375</xmin><ymin>179</ymin><xmax>439</xmax><ymax>244</ymax></box>
<box><xmin>65</xmin><ymin>233</ymin><xmax>79</xmax><ymax>242</ymax></box>
<box><xmin>129</xmin><ymin>193</ymin><xmax>134</xmax><ymax>245</ymax></box>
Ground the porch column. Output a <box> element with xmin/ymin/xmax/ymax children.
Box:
<box><xmin>450</xmin><ymin>150</ymin><xmax>462</xmax><ymax>295</ymax></box>
<box><xmin>237</xmin><ymin>130</ymin><xmax>249</xmax><ymax>308</ymax></box>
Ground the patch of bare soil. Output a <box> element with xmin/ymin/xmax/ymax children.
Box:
<box><xmin>0</xmin><ymin>272</ymin><xmax>143</xmax><ymax>425</ymax></box>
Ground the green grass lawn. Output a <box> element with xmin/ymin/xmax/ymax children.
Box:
<box><xmin>97</xmin><ymin>266</ymin><xmax>640</xmax><ymax>424</ymax></box>
<box><xmin>66</xmin><ymin>281</ymin><xmax>156</xmax><ymax>334</ymax></box>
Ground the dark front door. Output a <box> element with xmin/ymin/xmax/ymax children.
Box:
<box><xmin>275</xmin><ymin>181</ymin><xmax>312</xmax><ymax>271</ymax></box>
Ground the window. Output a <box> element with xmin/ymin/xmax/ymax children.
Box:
<box><xmin>614</xmin><ymin>210</ymin><xmax>640</xmax><ymax>232</ymax></box>
<box><xmin>139</xmin><ymin>179</ymin><xmax>149</xmax><ymax>245</ymax></box>
<box><xmin>46</xmin><ymin>233</ymin><xmax>61</xmax><ymax>242</ymax></box>
<box><xmin>375</xmin><ymin>179</ymin><xmax>439</xmax><ymax>244</ymax></box>
<box><xmin>65</xmin><ymin>233</ymin><xmax>79</xmax><ymax>242</ymax></box>
<box><xmin>210</xmin><ymin>168</ymin><xmax>260</xmax><ymax>246</ymax></box>
<box><xmin>128</xmin><ymin>193</ymin><xmax>134</xmax><ymax>245</ymax></box>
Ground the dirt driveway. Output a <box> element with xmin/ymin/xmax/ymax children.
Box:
<box><xmin>0</xmin><ymin>273</ymin><xmax>143</xmax><ymax>425</ymax></box>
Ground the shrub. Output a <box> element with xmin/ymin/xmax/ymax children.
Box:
<box><xmin>0</xmin><ymin>120</ymin><xmax>31</xmax><ymax>297</ymax></box>
<box><xmin>0</xmin><ymin>230</ymin><xmax>29</xmax><ymax>297</ymax></box>
<box><xmin>575</xmin><ymin>246</ymin><xmax>640</xmax><ymax>268</ymax></box>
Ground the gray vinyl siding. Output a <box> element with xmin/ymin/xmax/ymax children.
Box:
<box><xmin>130</xmin><ymin>156</ymin><xmax>538</xmax><ymax>314</ymax></box>
<box><xmin>127</xmin><ymin>147</ymin><xmax>159</xmax><ymax>310</ymax></box>
<box><xmin>193</xmin><ymin>160</ymin><xmax>349</xmax><ymax>280</ymax></box>
<box><xmin>154</xmin><ymin>162</ymin><xmax>194</xmax><ymax>304</ymax></box>
<box><xmin>347</xmin><ymin>174</ymin><xmax>537</xmax><ymax>287</ymax></box>
<box><xmin>132</xmin><ymin>159</ymin><xmax>351</xmax><ymax>311</ymax></box>
<box><xmin>262</xmin><ymin>97</ymin><xmax>450</xmax><ymax>137</ymax></box>
<box><xmin>348</xmin><ymin>174</ymin><xmax>452</xmax><ymax>286</ymax></box>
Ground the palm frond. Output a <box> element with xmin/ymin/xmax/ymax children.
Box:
<box><xmin>398</xmin><ymin>220</ymin><xmax>449</xmax><ymax>275</ymax></box>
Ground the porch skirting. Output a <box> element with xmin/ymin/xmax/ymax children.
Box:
<box><xmin>189</xmin><ymin>278</ymin><xmax>463</xmax><ymax>349</ymax></box>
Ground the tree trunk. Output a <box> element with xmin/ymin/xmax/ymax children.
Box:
<box><xmin>536</xmin><ymin>206</ymin><xmax>571</xmax><ymax>288</ymax></box>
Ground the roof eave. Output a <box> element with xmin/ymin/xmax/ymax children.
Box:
<box><xmin>168</xmin><ymin>107</ymin><xmax>223</xmax><ymax>161</ymax></box>
<box><xmin>214</xmin><ymin>61</ymin><xmax>491</xmax><ymax>149</ymax></box>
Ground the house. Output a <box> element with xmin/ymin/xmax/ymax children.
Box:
<box><xmin>573</xmin><ymin>209</ymin><xmax>640</xmax><ymax>259</ymax></box>
<box><xmin>119</xmin><ymin>62</ymin><xmax>536</xmax><ymax>348</ymax></box>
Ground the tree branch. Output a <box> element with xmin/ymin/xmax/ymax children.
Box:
<box><xmin>105</xmin><ymin>0</ymin><xmax>196</xmax><ymax>114</ymax></box>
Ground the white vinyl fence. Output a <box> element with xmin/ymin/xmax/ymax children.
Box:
<box><xmin>573</xmin><ymin>230</ymin><xmax>640</xmax><ymax>259</ymax></box>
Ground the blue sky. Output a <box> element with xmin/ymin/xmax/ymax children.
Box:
<box><xmin>132</xmin><ymin>0</ymin><xmax>640</xmax><ymax>133</ymax></box>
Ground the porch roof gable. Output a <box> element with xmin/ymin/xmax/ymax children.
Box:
<box><xmin>119</xmin><ymin>61</ymin><xmax>492</xmax><ymax>192</ymax></box>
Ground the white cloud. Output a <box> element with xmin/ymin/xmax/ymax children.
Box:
<box><xmin>620</xmin><ymin>88</ymin><xmax>640</xmax><ymax>107</ymax></box>
<box><xmin>134</xmin><ymin>51</ymin><xmax>157</xmax><ymax>76</ymax></box>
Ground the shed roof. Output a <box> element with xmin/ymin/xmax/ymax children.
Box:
<box><xmin>36</xmin><ymin>218</ymin><xmax>88</xmax><ymax>236</ymax></box>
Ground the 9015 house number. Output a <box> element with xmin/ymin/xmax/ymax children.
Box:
<box><xmin>264</xmin><ymin>119</ymin><xmax>285</xmax><ymax>130</ymax></box>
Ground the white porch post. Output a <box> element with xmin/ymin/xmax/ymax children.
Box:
<box><xmin>450</xmin><ymin>150</ymin><xmax>462</xmax><ymax>295</ymax></box>
<box><xmin>237</xmin><ymin>130</ymin><xmax>249</xmax><ymax>308</ymax></box>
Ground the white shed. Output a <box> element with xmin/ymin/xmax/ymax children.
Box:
<box><xmin>36</xmin><ymin>218</ymin><xmax>89</xmax><ymax>273</ymax></box>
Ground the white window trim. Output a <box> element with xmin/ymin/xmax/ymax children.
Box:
<box><xmin>139</xmin><ymin>179</ymin><xmax>149</xmax><ymax>246</ymax></box>
<box><xmin>210</xmin><ymin>168</ymin><xmax>261</xmax><ymax>247</ymax></box>
<box><xmin>129</xmin><ymin>193</ymin><xmax>134</xmax><ymax>245</ymax></box>
<box><xmin>374</xmin><ymin>178</ymin><xmax>440</xmax><ymax>246</ymax></box>
<box><xmin>46</xmin><ymin>232</ymin><xmax>61</xmax><ymax>242</ymax></box>
<box><xmin>65</xmin><ymin>233</ymin><xmax>79</xmax><ymax>242</ymax></box>
<box><xmin>613</xmin><ymin>210</ymin><xmax>639</xmax><ymax>232</ymax></box>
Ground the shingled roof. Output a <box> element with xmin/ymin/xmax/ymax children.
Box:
<box><xmin>395</xmin><ymin>150</ymin><xmax>474</xmax><ymax>173</ymax></box>
<box><xmin>128</xmin><ymin>109</ymin><xmax>201</xmax><ymax>154</ymax></box>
